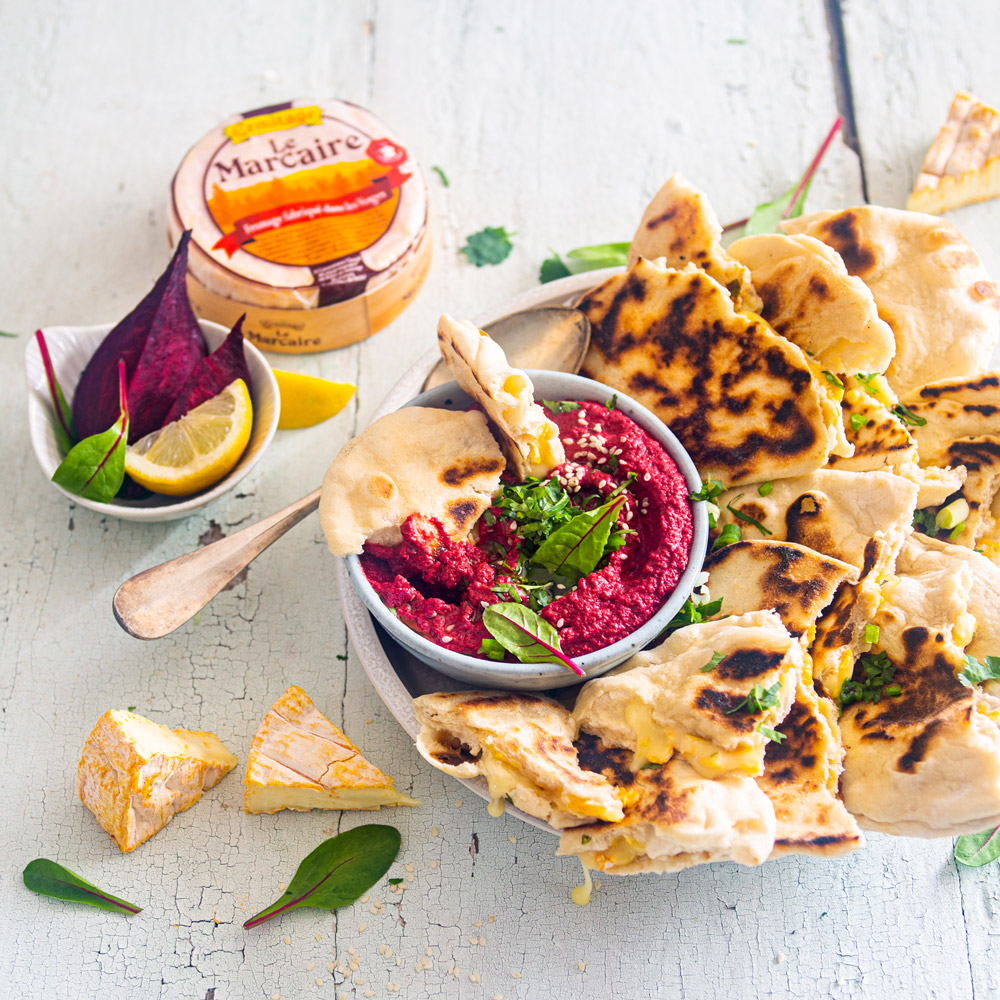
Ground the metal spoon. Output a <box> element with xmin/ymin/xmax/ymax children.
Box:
<box><xmin>113</xmin><ymin>306</ymin><xmax>592</xmax><ymax>640</ymax></box>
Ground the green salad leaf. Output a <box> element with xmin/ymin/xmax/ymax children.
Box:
<box><xmin>244</xmin><ymin>826</ymin><xmax>401</xmax><ymax>929</ymax></box>
<box><xmin>531</xmin><ymin>494</ymin><xmax>627</xmax><ymax>582</ymax></box>
<box><xmin>23</xmin><ymin>859</ymin><xmax>141</xmax><ymax>914</ymax></box>
<box><xmin>482</xmin><ymin>602</ymin><xmax>583</xmax><ymax>675</ymax></box>
<box><xmin>460</xmin><ymin>226</ymin><xmax>515</xmax><ymax>266</ymax></box>
<box><xmin>538</xmin><ymin>242</ymin><xmax>629</xmax><ymax>283</ymax></box>
<box><xmin>35</xmin><ymin>329</ymin><xmax>77</xmax><ymax>455</ymax></box>
<box><xmin>955</xmin><ymin>824</ymin><xmax>1000</xmax><ymax>867</ymax></box>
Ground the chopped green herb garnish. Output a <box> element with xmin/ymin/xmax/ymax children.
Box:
<box><xmin>726</xmin><ymin>495</ymin><xmax>772</xmax><ymax>536</ymax></box>
<box><xmin>950</xmin><ymin>522</ymin><xmax>966</xmax><ymax>540</ymax></box>
<box><xmin>540</xmin><ymin>400</ymin><xmax>582</xmax><ymax>414</ymax></box>
<box><xmin>893</xmin><ymin>402</ymin><xmax>927</xmax><ymax>427</ymax></box>
<box><xmin>640</xmin><ymin>761</ymin><xmax>662</xmax><ymax>770</ymax></box>
<box><xmin>606</xmin><ymin>393</ymin><xmax>618</xmax><ymax>410</ymax></box>
<box><xmin>504</xmin><ymin>793</ymin><xmax>514</xmax><ymax>804</ymax></box>
<box><xmin>478</xmin><ymin>637</ymin><xmax>507</xmax><ymax>661</ymax></box>
<box><xmin>690</xmin><ymin>476</ymin><xmax>723</xmax><ymax>502</ymax></box>
<box><xmin>581</xmin><ymin>835</ymin><xmax>591</xmax><ymax>844</ymax></box>
<box><xmin>855</xmin><ymin>372</ymin><xmax>880</xmax><ymax>396</ymax></box>
<box><xmin>840</xmin><ymin>650</ymin><xmax>899</xmax><ymax>707</ymax></box>
<box><xmin>757</xmin><ymin>482</ymin><xmax>773</xmax><ymax>497</ymax></box>
<box><xmin>539</xmin><ymin>250</ymin><xmax>572</xmax><ymax>283</ymax></box>
<box><xmin>822</xmin><ymin>371</ymin><xmax>844</xmax><ymax>388</ymax></box>
<box><xmin>713</xmin><ymin>522</ymin><xmax>742</xmax><ymax>550</ymax></box>
<box><xmin>726</xmin><ymin>37</ymin><xmax>746</xmax><ymax>44</ymax></box>
<box><xmin>757</xmin><ymin>724</ymin><xmax>786</xmax><ymax>744</ymax></box>
<box><xmin>912</xmin><ymin>507</ymin><xmax>939</xmax><ymax>535</ymax></box>
<box><xmin>126</xmin><ymin>706</ymin><xmax>136</xmax><ymax>712</ymax></box>
<box><xmin>335</xmin><ymin>653</ymin><xmax>348</xmax><ymax>662</ymax></box>
<box><xmin>726</xmin><ymin>681</ymin><xmax>782</xmax><ymax>716</ymax></box>
<box><xmin>850</xmin><ymin>413</ymin><xmax>868</xmax><ymax>432</ymax></box>
<box><xmin>431</xmin><ymin>165</ymin><xmax>449</xmax><ymax>187</ymax></box>
<box><xmin>660</xmin><ymin>596</ymin><xmax>724</xmax><ymax>637</ymax></box>
<box><xmin>700</xmin><ymin>651</ymin><xmax>726</xmax><ymax>673</ymax></box>
<box><xmin>883</xmin><ymin>684</ymin><xmax>902</xmax><ymax>697</ymax></box>
<box><xmin>959</xmin><ymin>653</ymin><xmax>1000</xmax><ymax>687</ymax></box>
<box><xmin>864</xmin><ymin>624</ymin><xmax>880</xmax><ymax>645</ymax></box>
<box><xmin>460</xmin><ymin>226</ymin><xmax>515</xmax><ymax>266</ymax></box>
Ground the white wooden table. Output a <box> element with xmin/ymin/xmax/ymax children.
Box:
<box><xmin>3</xmin><ymin>2</ymin><xmax>999</xmax><ymax>997</ymax></box>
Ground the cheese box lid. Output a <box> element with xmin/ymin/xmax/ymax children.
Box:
<box><xmin>170</xmin><ymin>98</ymin><xmax>428</xmax><ymax>311</ymax></box>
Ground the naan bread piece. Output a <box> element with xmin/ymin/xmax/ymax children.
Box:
<box><xmin>942</xmin><ymin>437</ymin><xmax>1000</xmax><ymax>552</ymax></box>
<box><xmin>628</xmin><ymin>173</ymin><xmax>762</xmax><ymax>312</ymax></box>
<box><xmin>895</xmin><ymin>461</ymin><xmax>967</xmax><ymax>508</ymax></box>
<box><xmin>715</xmin><ymin>469</ymin><xmax>919</xmax><ymax>578</ymax></box>
<box><xmin>412</xmin><ymin>691</ymin><xmax>623</xmax><ymax>829</ymax></box>
<box><xmin>319</xmin><ymin>407</ymin><xmax>504</xmax><ymax>556</ymax></box>
<box><xmin>703</xmin><ymin>540</ymin><xmax>858</xmax><ymax>637</ymax></box>
<box><xmin>756</xmin><ymin>679</ymin><xmax>863</xmax><ymax>858</ymax></box>
<box><xmin>436</xmin><ymin>315</ymin><xmax>564</xmax><ymax>480</ymax></box>
<box><xmin>828</xmin><ymin>375</ymin><xmax>916</xmax><ymax>472</ymax></box>
<box><xmin>572</xmin><ymin>611</ymin><xmax>803</xmax><ymax>778</ymax></box>
<box><xmin>728</xmin><ymin>232</ymin><xmax>895</xmax><ymax>373</ymax></box>
<box><xmin>579</xmin><ymin>259</ymin><xmax>847</xmax><ymax>488</ymax></box>
<box><xmin>558</xmin><ymin>738</ymin><xmax>775</xmax><ymax>873</ymax></box>
<box><xmin>782</xmin><ymin>206</ymin><xmax>1000</xmax><ymax>397</ymax></box>
<box><xmin>908</xmin><ymin>90</ymin><xmax>1000</xmax><ymax>215</ymax></box>
<box><xmin>811</xmin><ymin>576</ymin><xmax>882</xmax><ymax>700</ymax></box>
<box><xmin>839</xmin><ymin>627</ymin><xmax>1000</xmax><ymax>838</ymax></box>
<box><xmin>902</xmin><ymin>371</ymin><xmax>1000</xmax><ymax>466</ymax></box>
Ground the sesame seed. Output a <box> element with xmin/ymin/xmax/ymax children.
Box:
<box><xmin>282</xmin><ymin>936</ymin><xmax>291</xmax><ymax>945</ymax></box>
<box><xmin>480</xmin><ymin>935</ymin><xmax>487</xmax><ymax>945</ymax></box>
<box><xmin>512</xmin><ymin>971</ymin><xmax>523</xmax><ymax>979</ymax></box>
<box><xmin>579</xmin><ymin>961</ymin><xmax>586</xmax><ymax>972</ymax></box>
<box><xmin>468</xmin><ymin>936</ymin><xmax>479</xmax><ymax>945</ymax></box>
<box><xmin>489</xmin><ymin>915</ymin><xmax>496</xmax><ymax>922</ymax></box>
<box><xmin>598</xmin><ymin>479</ymin><xmax>607</xmax><ymax>488</ymax></box>
<box><xmin>431</xmin><ymin>859</ymin><xmax>439</xmax><ymax>868</ymax></box>
<box><xmin>446</xmin><ymin>624</ymin><xmax>454</xmax><ymax>632</ymax></box>
<box><xmin>473</xmin><ymin>920</ymin><xmax>482</xmax><ymax>927</ymax></box>
<box><xmin>455</xmin><ymin>799</ymin><xmax>463</xmax><ymax>807</ymax></box>
<box><xmin>432</xmin><ymin>827</ymin><xmax>439</xmax><ymax>836</ymax></box>
<box><xmin>508</xmin><ymin>835</ymin><xmax>518</xmax><ymax>844</ymax></box>
<box><xmin>556</xmin><ymin>583</ymin><xmax>566</xmax><ymax>590</ymax></box>
<box><xmin>620</xmin><ymin>554</ymin><xmax>628</xmax><ymax>561</ymax></box>
<box><xmin>442</xmin><ymin>636</ymin><xmax>452</xmax><ymax>643</ymax></box>
<box><xmin>315</xmin><ymin>979</ymin><xmax>324</xmax><ymax>987</ymax></box>
<box><xmin>328</xmin><ymin>963</ymin><xmax>336</xmax><ymax>974</ymax></box>
<box><xmin>358</xmin><ymin>922</ymin><xmax>367</xmax><ymax>932</ymax></box>
<box><xmin>562</xmin><ymin>437</ymin><xmax>573</xmax><ymax>444</ymax></box>
<box><xmin>556</xmin><ymin>618</ymin><xmax>565</xmax><ymax>628</ymax></box>
<box><xmin>307</xmin><ymin>963</ymin><xmax>316</xmax><ymax>971</ymax></box>
<box><xmin>643</xmin><ymin>472</ymin><xmax>651</xmax><ymax>481</ymax></box>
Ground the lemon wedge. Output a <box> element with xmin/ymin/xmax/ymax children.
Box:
<box><xmin>125</xmin><ymin>379</ymin><xmax>253</xmax><ymax>496</ymax></box>
<box><xmin>272</xmin><ymin>369</ymin><xmax>356</xmax><ymax>429</ymax></box>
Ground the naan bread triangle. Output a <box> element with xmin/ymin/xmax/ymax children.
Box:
<box><xmin>827</xmin><ymin>375</ymin><xmax>916</xmax><ymax>473</ymax></box>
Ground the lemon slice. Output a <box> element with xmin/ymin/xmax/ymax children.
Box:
<box><xmin>125</xmin><ymin>380</ymin><xmax>253</xmax><ymax>496</ymax></box>
<box><xmin>272</xmin><ymin>369</ymin><xmax>356</xmax><ymax>429</ymax></box>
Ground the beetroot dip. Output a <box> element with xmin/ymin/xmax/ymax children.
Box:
<box><xmin>360</xmin><ymin>400</ymin><xmax>693</xmax><ymax>658</ymax></box>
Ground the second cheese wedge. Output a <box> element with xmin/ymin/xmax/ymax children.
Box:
<box><xmin>245</xmin><ymin>686</ymin><xmax>419</xmax><ymax>814</ymax></box>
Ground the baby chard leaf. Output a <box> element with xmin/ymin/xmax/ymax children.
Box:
<box><xmin>531</xmin><ymin>495</ymin><xmax>627</xmax><ymax>581</ymax></box>
<box><xmin>482</xmin><ymin>602</ymin><xmax>584</xmax><ymax>676</ymax></box>
<box><xmin>244</xmin><ymin>825</ymin><xmax>401</xmax><ymax>929</ymax></box>
<box><xmin>34</xmin><ymin>330</ymin><xmax>77</xmax><ymax>455</ymax></box>
<box><xmin>23</xmin><ymin>859</ymin><xmax>141</xmax><ymax>914</ymax></box>
<box><xmin>954</xmin><ymin>824</ymin><xmax>1000</xmax><ymax>867</ymax></box>
<box><xmin>51</xmin><ymin>359</ymin><xmax>129</xmax><ymax>502</ymax></box>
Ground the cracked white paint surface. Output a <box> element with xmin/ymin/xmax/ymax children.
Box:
<box><xmin>1</xmin><ymin>1</ymin><xmax>999</xmax><ymax>998</ymax></box>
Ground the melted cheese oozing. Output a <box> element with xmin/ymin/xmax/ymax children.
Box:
<box><xmin>571</xmin><ymin>860</ymin><xmax>594</xmax><ymax>906</ymax></box>
<box><xmin>624</xmin><ymin>701</ymin><xmax>674</xmax><ymax>766</ymax></box>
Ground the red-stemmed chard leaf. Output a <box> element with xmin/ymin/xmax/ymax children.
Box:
<box><xmin>244</xmin><ymin>826</ymin><xmax>400</xmax><ymax>929</ymax></box>
<box><xmin>23</xmin><ymin>859</ymin><xmax>141</xmax><ymax>915</ymax></box>
<box><xmin>482</xmin><ymin>602</ymin><xmax>584</xmax><ymax>676</ymax></box>
<box><xmin>955</xmin><ymin>824</ymin><xmax>1000</xmax><ymax>867</ymax></box>
<box><xmin>34</xmin><ymin>329</ymin><xmax>76</xmax><ymax>455</ymax></box>
<box><xmin>52</xmin><ymin>359</ymin><xmax>130</xmax><ymax>502</ymax></box>
<box><xmin>72</xmin><ymin>230</ymin><xmax>205</xmax><ymax>439</ymax></box>
<box><xmin>163</xmin><ymin>315</ymin><xmax>253</xmax><ymax>425</ymax></box>
<box><xmin>531</xmin><ymin>494</ymin><xmax>627</xmax><ymax>582</ymax></box>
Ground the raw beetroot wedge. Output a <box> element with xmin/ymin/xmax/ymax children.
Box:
<box><xmin>72</xmin><ymin>231</ymin><xmax>206</xmax><ymax>439</ymax></box>
<box><xmin>163</xmin><ymin>316</ymin><xmax>253</xmax><ymax>424</ymax></box>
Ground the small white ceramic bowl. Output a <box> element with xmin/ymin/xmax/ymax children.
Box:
<box><xmin>344</xmin><ymin>370</ymin><xmax>708</xmax><ymax>690</ymax></box>
<box><xmin>25</xmin><ymin>319</ymin><xmax>279</xmax><ymax>522</ymax></box>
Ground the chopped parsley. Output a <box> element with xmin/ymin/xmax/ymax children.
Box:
<box><xmin>855</xmin><ymin>372</ymin><xmax>881</xmax><ymax>397</ymax></box>
<box><xmin>959</xmin><ymin>653</ymin><xmax>1000</xmax><ymax>687</ymax></box>
<box><xmin>660</xmin><ymin>595</ymin><xmax>724</xmax><ymax>637</ymax></box>
<box><xmin>581</xmin><ymin>834</ymin><xmax>591</xmax><ymax>844</ymax></box>
<box><xmin>840</xmin><ymin>650</ymin><xmax>901</xmax><ymax>707</ymax></box>
<box><xmin>850</xmin><ymin>413</ymin><xmax>868</xmax><ymax>432</ymax></box>
<box><xmin>640</xmin><ymin>761</ymin><xmax>662</xmax><ymax>770</ymax></box>
<box><xmin>713</xmin><ymin>522</ymin><xmax>742</xmax><ymax>550</ymax></box>
<box><xmin>460</xmin><ymin>226</ymin><xmax>515</xmax><ymax>266</ymax></box>
<box><xmin>504</xmin><ymin>793</ymin><xmax>514</xmax><ymax>804</ymax></box>
<box><xmin>700</xmin><ymin>650</ymin><xmax>726</xmax><ymax>673</ymax></box>
<box><xmin>757</xmin><ymin>482</ymin><xmax>773</xmax><ymax>497</ymax></box>
<box><xmin>540</xmin><ymin>399</ymin><xmax>582</xmax><ymax>414</ymax></box>
<box><xmin>726</xmin><ymin>681</ymin><xmax>782</xmax><ymax>716</ymax></box>
<box><xmin>335</xmin><ymin>653</ymin><xmax>349</xmax><ymax>662</ymax></box>
<box><xmin>726</xmin><ymin>495</ymin><xmax>772</xmax><ymax>536</ymax></box>
<box><xmin>757</xmin><ymin>723</ymin><xmax>786</xmax><ymax>744</ymax></box>
<box><xmin>893</xmin><ymin>402</ymin><xmax>927</xmax><ymax>427</ymax></box>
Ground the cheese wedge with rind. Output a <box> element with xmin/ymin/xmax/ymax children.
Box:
<box><xmin>245</xmin><ymin>686</ymin><xmax>419</xmax><ymax>814</ymax></box>
<box><xmin>77</xmin><ymin>710</ymin><xmax>237</xmax><ymax>852</ymax></box>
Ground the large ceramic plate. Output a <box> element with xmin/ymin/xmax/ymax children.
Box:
<box><xmin>338</xmin><ymin>268</ymin><xmax>620</xmax><ymax>834</ymax></box>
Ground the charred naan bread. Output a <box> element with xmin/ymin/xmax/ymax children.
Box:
<box><xmin>895</xmin><ymin>462</ymin><xmax>967</xmax><ymax>508</ymax></box>
<box><xmin>703</xmin><ymin>540</ymin><xmax>858</xmax><ymax>637</ymax></box>
<box><xmin>940</xmin><ymin>437</ymin><xmax>1000</xmax><ymax>552</ymax></box>
<box><xmin>782</xmin><ymin>207</ymin><xmax>1000</xmax><ymax>397</ymax></box>
<box><xmin>320</xmin><ymin>408</ymin><xmax>505</xmax><ymax>556</ymax></box>
<box><xmin>628</xmin><ymin>173</ymin><xmax>762</xmax><ymax>312</ymax></box>
<box><xmin>728</xmin><ymin>232</ymin><xmax>895</xmax><ymax>374</ymax></box>
<box><xmin>579</xmin><ymin>259</ymin><xmax>848</xmax><ymax>487</ymax></box>
<box><xmin>839</xmin><ymin>627</ymin><xmax>1000</xmax><ymax>837</ymax></box>
<box><xmin>903</xmin><ymin>371</ymin><xmax>1000</xmax><ymax>466</ymax></box>
<box><xmin>572</xmin><ymin>611</ymin><xmax>803</xmax><ymax>778</ymax></box>
<box><xmin>558</xmin><ymin>739</ymin><xmax>776</xmax><ymax>873</ymax></box>
<box><xmin>811</xmin><ymin>576</ymin><xmax>882</xmax><ymax>700</ymax></box>
<box><xmin>715</xmin><ymin>469</ymin><xmax>919</xmax><ymax>578</ymax></box>
<box><xmin>828</xmin><ymin>375</ymin><xmax>916</xmax><ymax>473</ymax></box>
<box><xmin>756</xmin><ymin>679</ymin><xmax>863</xmax><ymax>858</ymax></box>
<box><xmin>437</xmin><ymin>315</ymin><xmax>565</xmax><ymax>480</ymax></box>
<box><xmin>412</xmin><ymin>691</ymin><xmax>623</xmax><ymax>829</ymax></box>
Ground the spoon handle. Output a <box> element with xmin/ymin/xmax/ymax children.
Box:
<box><xmin>113</xmin><ymin>487</ymin><xmax>323</xmax><ymax>640</ymax></box>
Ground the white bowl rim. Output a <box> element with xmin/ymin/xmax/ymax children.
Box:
<box><xmin>344</xmin><ymin>367</ymin><xmax>709</xmax><ymax>684</ymax></box>
<box><xmin>25</xmin><ymin>318</ymin><xmax>279</xmax><ymax>521</ymax></box>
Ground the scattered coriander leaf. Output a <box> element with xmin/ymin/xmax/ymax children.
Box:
<box><xmin>51</xmin><ymin>359</ymin><xmax>129</xmax><ymax>502</ymax></box>
<box><xmin>23</xmin><ymin>859</ymin><xmax>141</xmax><ymax>915</ymax></box>
<box><xmin>504</xmin><ymin>793</ymin><xmax>514</xmax><ymax>804</ymax></box>
<box><xmin>955</xmin><ymin>824</ymin><xmax>1000</xmax><ymax>867</ymax></box>
<box><xmin>713</xmin><ymin>522</ymin><xmax>742</xmax><ymax>550</ymax></box>
<box><xmin>726</xmin><ymin>495</ymin><xmax>772</xmax><ymax>536</ymax></box>
<box><xmin>700</xmin><ymin>650</ymin><xmax>725</xmax><ymax>673</ymax></box>
<box><xmin>660</xmin><ymin>595</ymin><xmax>724</xmax><ymax>638</ymax></box>
<box><xmin>726</xmin><ymin>37</ymin><xmax>746</xmax><ymax>44</ymax></box>
<box><xmin>531</xmin><ymin>494</ymin><xmax>627</xmax><ymax>582</ymax></box>
<box><xmin>912</xmin><ymin>507</ymin><xmax>939</xmax><ymax>536</ymax></box>
<box><xmin>335</xmin><ymin>653</ymin><xmax>348</xmax><ymax>662</ymax></box>
<box><xmin>244</xmin><ymin>825</ymin><xmax>401</xmax><ymax>929</ymax></box>
<box><xmin>958</xmin><ymin>653</ymin><xmax>1000</xmax><ymax>688</ymax></box>
<box><xmin>540</xmin><ymin>399</ymin><xmax>582</xmax><ymax>414</ymax></box>
<box><xmin>460</xmin><ymin>226</ymin><xmax>515</xmax><ymax>267</ymax></box>
<box><xmin>539</xmin><ymin>250</ymin><xmax>572</xmax><ymax>284</ymax></box>
<box><xmin>727</xmin><ymin>681</ymin><xmax>782</xmax><ymax>716</ymax></box>
<box><xmin>35</xmin><ymin>329</ymin><xmax>77</xmax><ymax>455</ymax></box>
<box><xmin>742</xmin><ymin>117</ymin><xmax>842</xmax><ymax>236</ymax></box>
<box><xmin>757</xmin><ymin>482</ymin><xmax>773</xmax><ymax>497</ymax></box>
<box><xmin>893</xmin><ymin>402</ymin><xmax>927</xmax><ymax>427</ymax></box>
<box><xmin>850</xmin><ymin>413</ymin><xmax>868</xmax><ymax>432</ymax></box>
<box><xmin>757</xmin><ymin>723</ymin><xmax>786</xmax><ymax>743</ymax></box>
<box><xmin>690</xmin><ymin>477</ymin><xmax>724</xmax><ymax>502</ymax></box>
<box><xmin>127</xmin><ymin>706</ymin><xmax>136</xmax><ymax>712</ymax></box>
<box><xmin>482</xmin><ymin>602</ymin><xmax>583</xmax><ymax>676</ymax></box>
<box><xmin>431</xmin><ymin>165</ymin><xmax>449</xmax><ymax>187</ymax></box>
<box><xmin>855</xmin><ymin>372</ymin><xmax>881</xmax><ymax>397</ymax></box>
<box><xmin>864</xmin><ymin>624</ymin><xmax>880</xmax><ymax>645</ymax></box>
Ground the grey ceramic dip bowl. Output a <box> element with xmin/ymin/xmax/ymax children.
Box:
<box><xmin>344</xmin><ymin>370</ymin><xmax>708</xmax><ymax>690</ymax></box>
